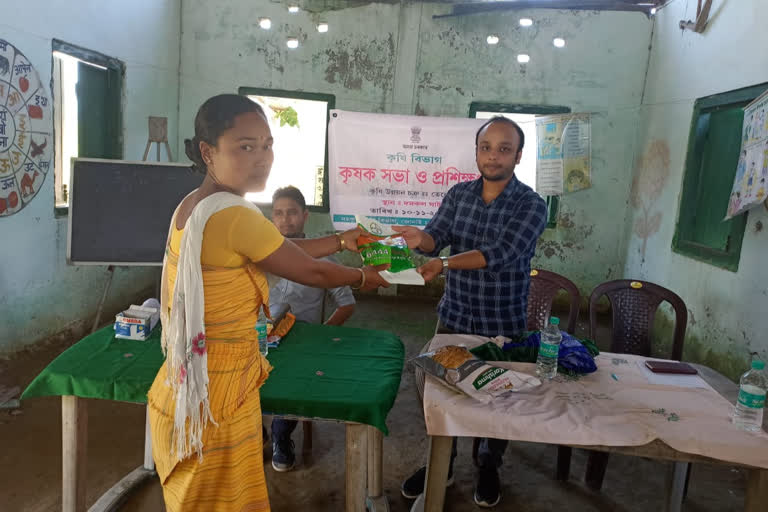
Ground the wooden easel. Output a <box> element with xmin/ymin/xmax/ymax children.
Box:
<box><xmin>142</xmin><ymin>116</ymin><xmax>173</xmax><ymax>161</ymax></box>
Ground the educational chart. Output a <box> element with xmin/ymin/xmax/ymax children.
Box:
<box><xmin>328</xmin><ymin>110</ymin><xmax>487</xmax><ymax>230</ymax></box>
<box><xmin>726</xmin><ymin>90</ymin><xmax>768</xmax><ymax>219</ymax></box>
<box><xmin>535</xmin><ymin>114</ymin><xmax>591</xmax><ymax>195</ymax></box>
<box><xmin>0</xmin><ymin>39</ymin><xmax>53</xmax><ymax>217</ymax></box>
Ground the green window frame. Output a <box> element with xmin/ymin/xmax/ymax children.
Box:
<box><xmin>469</xmin><ymin>102</ymin><xmax>569</xmax><ymax>229</ymax></box>
<box><xmin>672</xmin><ymin>83</ymin><xmax>768</xmax><ymax>272</ymax></box>
<box><xmin>238</xmin><ymin>87</ymin><xmax>335</xmax><ymax>212</ymax></box>
<box><xmin>52</xmin><ymin>40</ymin><xmax>124</xmax><ymax>215</ymax></box>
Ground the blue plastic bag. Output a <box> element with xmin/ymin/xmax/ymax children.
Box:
<box><xmin>501</xmin><ymin>331</ymin><xmax>598</xmax><ymax>374</ymax></box>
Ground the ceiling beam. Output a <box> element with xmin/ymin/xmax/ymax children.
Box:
<box><xmin>433</xmin><ymin>1</ymin><xmax>657</xmax><ymax>19</ymax></box>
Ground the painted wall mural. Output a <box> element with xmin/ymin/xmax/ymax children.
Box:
<box><xmin>630</xmin><ymin>139</ymin><xmax>670</xmax><ymax>261</ymax></box>
<box><xmin>0</xmin><ymin>39</ymin><xmax>53</xmax><ymax>217</ymax></box>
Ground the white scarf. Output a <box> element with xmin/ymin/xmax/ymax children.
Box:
<box><xmin>160</xmin><ymin>191</ymin><xmax>263</xmax><ymax>461</ymax></box>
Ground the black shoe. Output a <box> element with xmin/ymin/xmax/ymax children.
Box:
<box><xmin>271</xmin><ymin>438</ymin><xmax>296</xmax><ymax>472</ymax></box>
<box><xmin>473</xmin><ymin>467</ymin><xmax>501</xmax><ymax>508</ymax></box>
<box><xmin>400</xmin><ymin>465</ymin><xmax>455</xmax><ymax>499</ymax></box>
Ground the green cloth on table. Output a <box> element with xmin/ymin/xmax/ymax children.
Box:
<box><xmin>262</xmin><ymin>322</ymin><xmax>404</xmax><ymax>434</ymax></box>
<box><xmin>21</xmin><ymin>322</ymin><xmax>404</xmax><ymax>434</ymax></box>
<box><xmin>21</xmin><ymin>326</ymin><xmax>164</xmax><ymax>403</ymax></box>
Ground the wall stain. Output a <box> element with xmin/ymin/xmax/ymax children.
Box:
<box><xmin>243</xmin><ymin>38</ymin><xmax>284</xmax><ymax>73</ymax></box>
<box><xmin>654</xmin><ymin>310</ymin><xmax>761</xmax><ymax>381</ymax></box>
<box><xmin>318</xmin><ymin>34</ymin><xmax>394</xmax><ymax>90</ymax></box>
<box><xmin>631</xmin><ymin>139</ymin><xmax>670</xmax><ymax>262</ymax></box>
<box><xmin>536</xmin><ymin>209</ymin><xmax>594</xmax><ymax>262</ymax></box>
<box><xmin>418</xmin><ymin>71</ymin><xmax>468</xmax><ymax>97</ymax></box>
<box><xmin>755</xmin><ymin>220</ymin><xmax>763</xmax><ymax>233</ymax></box>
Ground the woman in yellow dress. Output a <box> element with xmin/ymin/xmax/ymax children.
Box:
<box><xmin>147</xmin><ymin>94</ymin><xmax>389</xmax><ymax>511</ymax></box>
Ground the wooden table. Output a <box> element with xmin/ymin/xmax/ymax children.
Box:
<box><xmin>24</xmin><ymin>323</ymin><xmax>403</xmax><ymax>512</ymax></box>
<box><xmin>417</xmin><ymin>356</ymin><xmax>768</xmax><ymax>512</ymax></box>
<box><xmin>60</xmin><ymin>398</ymin><xmax>389</xmax><ymax>512</ymax></box>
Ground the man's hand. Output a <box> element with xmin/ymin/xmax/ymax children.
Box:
<box><xmin>417</xmin><ymin>258</ymin><xmax>443</xmax><ymax>282</ymax></box>
<box><xmin>339</xmin><ymin>227</ymin><xmax>362</xmax><ymax>252</ymax></box>
<box><xmin>391</xmin><ymin>225</ymin><xmax>424</xmax><ymax>249</ymax></box>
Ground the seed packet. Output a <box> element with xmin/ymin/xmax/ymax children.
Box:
<box><xmin>412</xmin><ymin>345</ymin><xmax>541</xmax><ymax>403</ymax></box>
<box><xmin>355</xmin><ymin>216</ymin><xmax>424</xmax><ymax>285</ymax></box>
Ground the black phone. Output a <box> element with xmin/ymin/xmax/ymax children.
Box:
<box><xmin>644</xmin><ymin>360</ymin><xmax>698</xmax><ymax>375</ymax></box>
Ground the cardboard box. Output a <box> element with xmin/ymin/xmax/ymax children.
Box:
<box><xmin>114</xmin><ymin>305</ymin><xmax>159</xmax><ymax>340</ymax></box>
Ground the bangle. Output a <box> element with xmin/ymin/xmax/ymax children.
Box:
<box><xmin>335</xmin><ymin>233</ymin><xmax>346</xmax><ymax>252</ymax></box>
<box><xmin>350</xmin><ymin>268</ymin><xmax>366</xmax><ymax>290</ymax></box>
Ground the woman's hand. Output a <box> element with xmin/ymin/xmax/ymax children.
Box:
<box><xmin>339</xmin><ymin>227</ymin><xmax>362</xmax><ymax>253</ymax></box>
<box><xmin>359</xmin><ymin>264</ymin><xmax>391</xmax><ymax>291</ymax></box>
<box><xmin>417</xmin><ymin>258</ymin><xmax>443</xmax><ymax>283</ymax></box>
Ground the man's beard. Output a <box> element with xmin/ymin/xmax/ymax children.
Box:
<box><xmin>479</xmin><ymin>165</ymin><xmax>515</xmax><ymax>181</ymax></box>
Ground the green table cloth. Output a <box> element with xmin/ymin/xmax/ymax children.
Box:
<box><xmin>22</xmin><ymin>322</ymin><xmax>404</xmax><ymax>434</ymax></box>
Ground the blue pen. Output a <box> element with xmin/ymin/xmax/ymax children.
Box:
<box><xmin>611</xmin><ymin>373</ymin><xmax>620</xmax><ymax>381</ymax></box>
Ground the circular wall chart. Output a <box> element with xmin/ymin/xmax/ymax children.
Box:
<box><xmin>0</xmin><ymin>39</ymin><xmax>53</xmax><ymax>217</ymax></box>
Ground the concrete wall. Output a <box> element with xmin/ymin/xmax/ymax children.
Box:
<box><xmin>179</xmin><ymin>1</ymin><xmax>653</xmax><ymax>293</ymax></box>
<box><xmin>625</xmin><ymin>0</ymin><xmax>768</xmax><ymax>379</ymax></box>
<box><xmin>0</xmin><ymin>0</ymin><xmax>181</xmax><ymax>353</ymax></box>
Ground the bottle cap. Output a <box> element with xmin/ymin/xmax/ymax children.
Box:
<box><xmin>550</xmin><ymin>317</ymin><xmax>560</xmax><ymax>326</ymax></box>
<box><xmin>751</xmin><ymin>360</ymin><xmax>765</xmax><ymax>370</ymax></box>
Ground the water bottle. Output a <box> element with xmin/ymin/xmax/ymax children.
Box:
<box><xmin>732</xmin><ymin>360</ymin><xmax>766</xmax><ymax>432</ymax></box>
<box><xmin>536</xmin><ymin>317</ymin><xmax>562</xmax><ymax>380</ymax></box>
<box><xmin>255</xmin><ymin>311</ymin><xmax>269</xmax><ymax>357</ymax></box>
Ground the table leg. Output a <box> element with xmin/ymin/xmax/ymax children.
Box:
<box><xmin>367</xmin><ymin>426</ymin><xmax>383</xmax><ymax>497</ymax></box>
<box><xmin>665</xmin><ymin>461</ymin><xmax>688</xmax><ymax>512</ymax></box>
<box><xmin>346</xmin><ymin>423</ymin><xmax>368</xmax><ymax>512</ymax></box>
<box><xmin>62</xmin><ymin>396</ymin><xmax>87</xmax><ymax>512</ymax></box>
<box><xmin>745</xmin><ymin>468</ymin><xmax>768</xmax><ymax>512</ymax></box>
<box><xmin>423</xmin><ymin>435</ymin><xmax>453</xmax><ymax>512</ymax></box>
<box><xmin>143</xmin><ymin>405</ymin><xmax>154</xmax><ymax>471</ymax></box>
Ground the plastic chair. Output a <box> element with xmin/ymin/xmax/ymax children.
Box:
<box><xmin>584</xmin><ymin>279</ymin><xmax>688</xmax><ymax>491</ymax></box>
<box><xmin>526</xmin><ymin>269</ymin><xmax>580</xmax><ymax>334</ymax></box>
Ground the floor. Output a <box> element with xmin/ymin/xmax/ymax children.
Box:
<box><xmin>0</xmin><ymin>295</ymin><xmax>750</xmax><ymax>511</ymax></box>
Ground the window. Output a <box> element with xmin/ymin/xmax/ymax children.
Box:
<box><xmin>672</xmin><ymin>83</ymin><xmax>767</xmax><ymax>271</ymax></box>
<box><xmin>238</xmin><ymin>87</ymin><xmax>334</xmax><ymax>210</ymax></box>
<box><xmin>53</xmin><ymin>40</ymin><xmax>123</xmax><ymax>210</ymax></box>
<box><xmin>470</xmin><ymin>102</ymin><xmax>570</xmax><ymax>228</ymax></box>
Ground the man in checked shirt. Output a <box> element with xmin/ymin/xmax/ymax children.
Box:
<box><xmin>394</xmin><ymin>117</ymin><xmax>547</xmax><ymax>508</ymax></box>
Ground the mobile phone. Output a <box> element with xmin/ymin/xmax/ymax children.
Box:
<box><xmin>644</xmin><ymin>360</ymin><xmax>698</xmax><ymax>375</ymax></box>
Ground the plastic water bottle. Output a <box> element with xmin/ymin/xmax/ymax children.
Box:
<box><xmin>255</xmin><ymin>322</ymin><xmax>268</xmax><ymax>357</ymax></box>
<box><xmin>732</xmin><ymin>360</ymin><xmax>766</xmax><ymax>432</ymax></box>
<box><xmin>255</xmin><ymin>311</ymin><xmax>269</xmax><ymax>357</ymax></box>
<box><xmin>536</xmin><ymin>317</ymin><xmax>562</xmax><ymax>379</ymax></box>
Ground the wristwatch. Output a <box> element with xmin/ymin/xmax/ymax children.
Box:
<box><xmin>439</xmin><ymin>256</ymin><xmax>450</xmax><ymax>274</ymax></box>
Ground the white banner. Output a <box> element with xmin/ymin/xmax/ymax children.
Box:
<box><xmin>328</xmin><ymin>110</ymin><xmax>487</xmax><ymax>230</ymax></box>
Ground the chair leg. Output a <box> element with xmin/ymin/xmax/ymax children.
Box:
<box><xmin>302</xmin><ymin>421</ymin><xmax>313</xmax><ymax>454</ymax></box>
<box><xmin>556</xmin><ymin>446</ymin><xmax>572</xmax><ymax>481</ymax></box>
<box><xmin>585</xmin><ymin>450</ymin><xmax>610</xmax><ymax>491</ymax></box>
<box><xmin>472</xmin><ymin>438</ymin><xmax>480</xmax><ymax>467</ymax></box>
<box><xmin>682</xmin><ymin>463</ymin><xmax>692</xmax><ymax>501</ymax></box>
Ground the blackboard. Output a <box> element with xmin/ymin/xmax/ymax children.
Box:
<box><xmin>67</xmin><ymin>158</ymin><xmax>204</xmax><ymax>265</ymax></box>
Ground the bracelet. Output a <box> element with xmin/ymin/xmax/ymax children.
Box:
<box><xmin>335</xmin><ymin>233</ymin><xmax>346</xmax><ymax>252</ymax></box>
<box><xmin>350</xmin><ymin>267</ymin><xmax>366</xmax><ymax>290</ymax></box>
